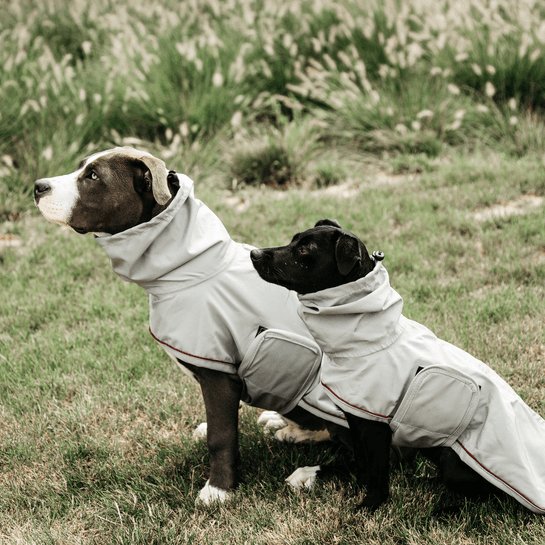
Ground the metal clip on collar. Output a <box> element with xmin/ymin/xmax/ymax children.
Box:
<box><xmin>372</xmin><ymin>250</ymin><xmax>385</xmax><ymax>262</ymax></box>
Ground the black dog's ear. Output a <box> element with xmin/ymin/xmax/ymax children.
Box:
<box><xmin>315</xmin><ymin>218</ymin><xmax>342</xmax><ymax>228</ymax></box>
<box><xmin>167</xmin><ymin>170</ymin><xmax>180</xmax><ymax>195</ymax></box>
<box><xmin>335</xmin><ymin>233</ymin><xmax>362</xmax><ymax>275</ymax></box>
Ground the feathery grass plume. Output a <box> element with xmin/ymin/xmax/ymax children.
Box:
<box><xmin>3</xmin><ymin>0</ymin><xmax>545</xmax><ymax>213</ymax></box>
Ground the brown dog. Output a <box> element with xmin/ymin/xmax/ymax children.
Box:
<box><xmin>34</xmin><ymin>148</ymin><xmax>353</xmax><ymax>505</ymax></box>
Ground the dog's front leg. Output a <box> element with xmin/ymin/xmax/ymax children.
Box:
<box><xmin>183</xmin><ymin>362</ymin><xmax>243</xmax><ymax>505</ymax></box>
<box><xmin>343</xmin><ymin>412</ymin><xmax>392</xmax><ymax>511</ymax></box>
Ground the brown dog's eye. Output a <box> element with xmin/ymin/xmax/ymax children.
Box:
<box><xmin>88</xmin><ymin>170</ymin><xmax>99</xmax><ymax>181</ymax></box>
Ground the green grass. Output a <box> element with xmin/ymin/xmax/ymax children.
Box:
<box><xmin>2</xmin><ymin>148</ymin><xmax>545</xmax><ymax>543</ymax></box>
<box><xmin>2</xmin><ymin>0</ymin><xmax>545</xmax><ymax>542</ymax></box>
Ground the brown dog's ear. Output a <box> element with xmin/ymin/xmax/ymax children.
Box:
<box><xmin>138</xmin><ymin>155</ymin><xmax>171</xmax><ymax>205</ymax></box>
<box><xmin>335</xmin><ymin>233</ymin><xmax>361</xmax><ymax>275</ymax></box>
<box><xmin>315</xmin><ymin>218</ymin><xmax>342</xmax><ymax>228</ymax></box>
<box><xmin>111</xmin><ymin>147</ymin><xmax>172</xmax><ymax>205</ymax></box>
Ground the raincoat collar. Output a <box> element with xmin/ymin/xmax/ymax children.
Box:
<box><xmin>95</xmin><ymin>173</ymin><xmax>237</xmax><ymax>293</ymax></box>
<box><xmin>297</xmin><ymin>263</ymin><xmax>404</xmax><ymax>356</ymax></box>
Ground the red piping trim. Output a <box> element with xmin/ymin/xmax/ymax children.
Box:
<box><xmin>321</xmin><ymin>381</ymin><xmax>390</xmax><ymax>420</ymax></box>
<box><xmin>149</xmin><ymin>327</ymin><xmax>234</xmax><ymax>366</ymax></box>
<box><xmin>456</xmin><ymin>440</ymin><xmax>544</xmax><ymax>512</ymax></box>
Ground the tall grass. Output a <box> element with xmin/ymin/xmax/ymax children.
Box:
<box><xmin>2</xmin><ymin>0</ymin><xmax>545</xmax><ymax>210</ymax></box>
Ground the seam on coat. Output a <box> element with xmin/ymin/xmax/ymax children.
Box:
<box><xmin>149</xmin><ymin>327</ymin><xmax>235</xmax><ymax>366</ymax></box>
<box><xmin>299</xmin><ymin>397</ymin><xmax>347</xmax><ymax>421</ymax></box>
<box><xmin>456</xmin><ymin>440</ymin><xmax>545</xmax><ymax>513</ymax></box>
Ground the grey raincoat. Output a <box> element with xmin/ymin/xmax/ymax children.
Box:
<box><xmin>95</xmin><ymin>174</ymin><xmax>346</xmax><ymax>426</ymax></box>
<box><xmin>299</xmin><ymin>262</ymin><xmax>545</xmax><ymax>513</ymax></box>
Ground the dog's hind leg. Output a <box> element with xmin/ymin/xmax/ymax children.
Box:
<box><xmin>257</xmin><ymin>410</ymin><xmax>287</xmax><ymax>430</ymax></box>
<box><xmin>436</xmin><ymin>448</ymin><xmax>496</xmax><ymax>498</ymax></box>
<box><xmin>274</xmin><ymin>405</ymin><xmax>332</xmax><ymax>443</ymax></box>
<box><xmin>274</xmin><ymin>425</ymin><xmax>331</xmax><ymax>443</ymax></box>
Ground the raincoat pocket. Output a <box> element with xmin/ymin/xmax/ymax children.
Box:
<box><xmin>390</xmin><ymin>364</ymin><xmax>479</xmax><ymax>448</ymax></box>
<box><xmin>238</xmin><ymin>328</ymin><xmax>322</xmax><ymax>414</ymax></box>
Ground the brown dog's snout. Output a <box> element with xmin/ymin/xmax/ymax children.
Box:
<box><xmin>34</xmin><ymin>179</ymin><xmax>52</xmax><ymax>202</ymax></box>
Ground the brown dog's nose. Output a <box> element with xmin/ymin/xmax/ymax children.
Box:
<box><xmin>34</xmin><ymin>180</ymin><xmax>51</xmax><ymax>202</ymax></box>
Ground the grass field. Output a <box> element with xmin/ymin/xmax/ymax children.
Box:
<box><xmin>1</xmin><ymin>0</ymin><xmax>545</xmax><ymax>543</ymax></box>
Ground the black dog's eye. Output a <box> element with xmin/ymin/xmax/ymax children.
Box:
<box><xmin>87</xmin><ymin>170</ymin><xmax>99</xmax><ymax>181</ymax></box>
<box><xmin>297</xmin><ymin>240</ymin><xmax>317</xmax><ymax>257</ymax></box>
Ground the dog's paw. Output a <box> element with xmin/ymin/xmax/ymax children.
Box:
<box><xmin>285</xmin><ymin>466</ymin><xmax>321</xmax><ymax>491</ymax></box>
<box><xmin>274</xmin><ymin>423</ymin><xmax>331</xmax><ymax>443</ymax></box>
<box><xmin>192</xmin><ymin>422</ymin><xmax>207</xmax><ymax>441</ymax></box>
<box><xmin>196</xmin><ymin>480</ymin><xmax>231</xmax><ymax>505</ymax></box>
<box><xmin>257</xmin><ymin>410</ymin><xmax>286</xmax><ymax>430</ymax></box>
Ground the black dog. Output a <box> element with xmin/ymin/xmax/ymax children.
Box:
<box><xmin>251</xmin><ymin>220</ymin><xmax>495</xmax><ymax>511</ymax></box>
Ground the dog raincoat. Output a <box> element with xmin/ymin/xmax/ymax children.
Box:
<box><xmin>95</xmin><ymin>174</ymin><xmax>346</xmax><ymax>426</ymax></box>
<box><xmin>298</xmin><ymin>262</ymin><xmax>545</xmax><ymax>513</ymax></box>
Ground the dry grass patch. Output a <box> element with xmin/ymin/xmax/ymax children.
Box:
<box><xmin>471</xmin><ymin>194</ymin><xmax>544</xmax><ymax>222</ymax></box>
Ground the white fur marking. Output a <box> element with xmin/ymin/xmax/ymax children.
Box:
<box><xmin>274</xmin><ymin>424</ymin><xmax>331</xmax><ymax>443</ymax></box>
<box><xmin>192</xmin><ymin>422</ymin><xmax>208</xmax><ymax>441</ymax></box>
<box><xmin>36</xmin><ymin>171</ymin><xmax>80</xmax><ymax>225</ymax></box>
<box><xmin>197</xmin><ymin>480</ymin><xmax>231</xmax><ymax>505</ymax></box>
<box><xmin>285</xmin><ymin>466</ymin><xmax>321</xmax><ymax>490</ymax></box>
<box><xmin>257</xmin><ymin>410</ymin><xmax>286</xmax><ymax>430</ymax></box>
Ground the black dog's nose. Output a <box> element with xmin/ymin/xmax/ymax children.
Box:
<box><xmin>250</xmin><ymin>249</ymin><xmax>264</xmax><ymax>261</ymax></box>
<box><xmin>34</xmin><ymin>180</ymin><xmax>51</xmax><ymax>201</ymax></box>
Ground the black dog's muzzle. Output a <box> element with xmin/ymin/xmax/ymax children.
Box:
<box><xmin>250</xmin><ymin>249</ymin><xmax>266</xmax><ymax>262</ymax></box>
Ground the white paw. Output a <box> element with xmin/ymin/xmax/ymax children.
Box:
<box><xmin>286</xmin><ymin>466</ymin><xmax>321</xmax><ymax>491</ymax></box>
<box><xmin>274</xmin><ymin>424</ymin><xmax>331</xmax><ymax>444</ymax></box>
<box><xmin>192</xmin><ymin>422</ymin><xmax>207</xmax><ymax>441</ymax></box>
<box><xmin>196</xmin><ymin>480</ymin><xmax>231</xmax><ymax>505</ymax></box>
<box><xmin>257</xmin><ymin>410</ymin><xmax>286</xmax><ymax>430</ymax></box>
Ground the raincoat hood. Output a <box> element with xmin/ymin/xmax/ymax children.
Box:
<box><xmin>96</xmin><ymin>174</ymin><xmax>235</xmax><ymax>292</ymax></box>
<box><xmin>298</xmin><ymin>263</ymin><xmax>404</xmax><ymax>357</ymax></box>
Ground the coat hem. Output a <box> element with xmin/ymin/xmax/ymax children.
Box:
<box><xmin>149</xmin><ymin>327</ymin><xmax>238</xmax><ymax>374</ymax></box>
<box><xmin>321</xmin><ymin>381</ymin><xmax>391</xmax><ymax>423</ymax></box>
<box><xmin>297</xmin><ymin>399</ymin><xmax>348</xmax><ymax>428</ymax></box>
<box><xmin>454</xmin><ymin>440</ymin><xmax>545</xmax><ymax>514</ymax></box>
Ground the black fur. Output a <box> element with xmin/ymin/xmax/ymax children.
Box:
<box><xmin>251</xmin><ymin>219</ymin><xmax>494</xmax><ymax>511</ymax></box>
<box><xmin>250</xmin><ymin>220</ymin><xmax>375</xmax><ymax>294</ymax></box>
